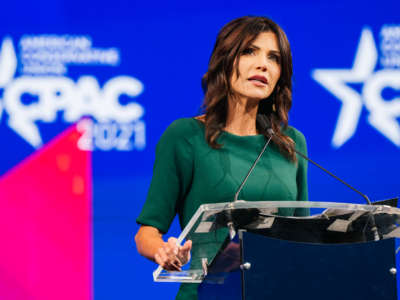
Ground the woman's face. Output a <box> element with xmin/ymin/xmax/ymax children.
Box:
<box><xmin>230</xmin><ymin>31</ymin><xmax>281</xmax><ymax>101</ymax></box>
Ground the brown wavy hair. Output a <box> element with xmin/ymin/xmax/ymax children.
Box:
<box><xmin>202</xmin><ymin>16</ymin><xmax>296</xmax><ymax>161</ymax></box>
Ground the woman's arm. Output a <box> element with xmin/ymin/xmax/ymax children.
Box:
<box><xmin>135</xmin><ymin>120</ymin><xmax>195</xmax><ymax>270</ymax></box>
<box><xmin>135</xmin><ymin>225</ymin><xmax>192</xmax><ymax>271</ymax></box>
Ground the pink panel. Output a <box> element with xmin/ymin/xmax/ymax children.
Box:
<box><xmin>0</xmin><ymin>125</ymin><xmax>92</xmax><ymax>300</ymax></box>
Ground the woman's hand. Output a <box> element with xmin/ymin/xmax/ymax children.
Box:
<box><xmin>135</xmin><ymin>226</ymin><xmax>192</xmax><ymax>271</ymax></box>
<box><xmin>154</xmin><ymin>237</ymin><xmax>192</xmax><ymax>271</ymax></box>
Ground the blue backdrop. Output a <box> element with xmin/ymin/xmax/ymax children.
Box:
<box><xmin>0</xmin><ymin>0</ymin><xmax>399</xmax><ymax>299</ymax></box>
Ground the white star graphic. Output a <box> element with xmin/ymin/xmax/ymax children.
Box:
<box><xmin>312</xmin><ymin>28</ymin><xmax>379</xmax><ymax>147</ymax></box>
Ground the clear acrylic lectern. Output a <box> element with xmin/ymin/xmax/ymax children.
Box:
<box><xmin>153</xmin><ymin>200</ymin><xmax>400</xmax><ymax>299</ymax></box>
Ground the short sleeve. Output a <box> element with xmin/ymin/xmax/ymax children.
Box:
<box><xmin>293</xmin><ymin>129</ymin><xmax>309</xmax><ymax>216</ymax></box>
<box><xmin>136</xmin><ymin>119</ymin><xmax>194</xmax><ymax>233</ymax></box>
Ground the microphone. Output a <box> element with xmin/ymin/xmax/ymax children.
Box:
<box><xmin>295</xmin><ymin>147</ymin><xmax>372</xmax><ymax>205</ymax></box>
<box><xmin>233</xmin><ymin>114</ymin><xmax>274</xmax><ymax>202</ymax></box>
<box><xmin>257</xmin><ymin>115</ymin><xmax>372</xmax><ymax>205</ymax></box>
<box><xmin>257</xmin><ymin>115</ymin><xmax>379</xmax><ymax>240</ymax></box>
<box><xmin>221</xmin><ymin>114</ymin><xmax>274</xmax><ymax>239</ymax></box>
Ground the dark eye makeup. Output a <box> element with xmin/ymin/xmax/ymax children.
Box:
<box><xmin>242</xmin><ymin>47</ymin><xmax>256</xmax><ymax>55</ymax></box>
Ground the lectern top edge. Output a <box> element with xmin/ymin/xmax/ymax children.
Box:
<box><xmin>153</xmin><ymin>200</ymin><xmax>400</xmax><ymax>283</ymax></box>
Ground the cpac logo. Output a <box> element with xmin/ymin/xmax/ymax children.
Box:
<box><xmin>0</xmin><ymin>36</ymin><xmax>145</xmax><ymax>151</ymax></box>
<box><xmin>312</xmin><ymin>26</ymin><xmax>400</xmax><ymax>148</ymax></box>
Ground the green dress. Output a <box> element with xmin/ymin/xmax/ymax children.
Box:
<box><xmin>137</xmin><ymin>118</ymin><xmax>309</xmax><ymax>299</ymax></box>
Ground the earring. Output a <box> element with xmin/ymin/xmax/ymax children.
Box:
<box><xmin>272</xmin><ymin>103</ymin><xmax>276</xmax><ymax>112</ymax></box>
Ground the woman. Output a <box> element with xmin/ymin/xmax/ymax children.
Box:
<box><xmin>135</xmin><ymin>16</ymin><xmax>309</xmax><ymax>299</ymax></box>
